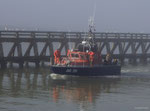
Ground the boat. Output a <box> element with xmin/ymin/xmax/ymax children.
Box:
<box><xmin>50</xmin><ymin>65</ymin><xmax>121</xmax><ymax>76</ymax></box>
<box><xmin>50</xmin><ymin>18</ymin><xmax>121</xmax><ymax>76</ymax></box>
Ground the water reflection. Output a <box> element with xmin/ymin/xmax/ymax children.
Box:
<box><xmin>0</xmin><ymin>68</ymin><xmax>121</xmax><ymax>103</ymax></box>
<box><xmin>0</xmin><ymin>67</ymin><xmax>150</xmax><ymax>111</ymax></box>
<box><xmin>0</xmin><ymin>68</ymin><xmax>50</xmax><ymax>98</ymax></box>
<box><xmin>49</xmin><ymin>75</ymin><xmax>121</xmax><ymax>103</ymax></box>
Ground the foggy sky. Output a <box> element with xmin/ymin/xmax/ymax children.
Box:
<box><xmin>0</xmin><ymin>0</ymin><xmax>150</xmax><ymax>33</ymax></box>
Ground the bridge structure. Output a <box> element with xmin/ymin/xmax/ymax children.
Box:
<box><xmin>0</xmin><ymin>30</ymin><xmax>150</xmax><ymax>68</ymax></box>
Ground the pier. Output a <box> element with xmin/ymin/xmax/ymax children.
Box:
<box><xmin>1</xmin><ymin>30</ymin><xmax>150</xmax><ymax>68</ymax></box>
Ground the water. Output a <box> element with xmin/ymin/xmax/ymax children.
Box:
<box><xmin>0</xmin><ymin>65</ymin><xmax>150</xmax><ymax>111</ymax></box>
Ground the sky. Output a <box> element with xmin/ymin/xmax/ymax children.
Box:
<box><xmin>0</xmin><ymin>0</ymin><xmax>150</xmax><ymax>33</ymax></box>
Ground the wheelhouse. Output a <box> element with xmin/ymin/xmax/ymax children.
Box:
<box><xmin>67</xmin><ymin>51</ymin><xmax>89</xmax><ymax>65</ymax></box>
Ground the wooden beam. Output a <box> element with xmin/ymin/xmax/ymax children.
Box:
<box><xmin>33</xmin><ymin>42</ymin><xmax>38</xmax><ymax>56</ymax></box>
<box><xmin>58</xmin><ymin>34</ymin><xmax>67</xmax><ymax>51</ymax></box>
<box><xmin>141</xmin><ymin>42</ymin><xmax>146</xmax><ymax>54</ymax></box>
<box><xmin>131</xmin><ymin>42</ymin><xmax>136</xmax><ymax>55</ymax></box>
<box><xmin>0</xmin><ymin>43</ymin><xmax>3</xmax><ymax>57</ymax></box>
<box><xmin>106</xmin><ymin>41</ymin><xmax>110</xmax><ymax>54</ymax></box>
<box><xmin>0</xmin><ymin>32</ymin><xmax>4</xmax><ymax>57</ymax></box>
<box><xmin>32</xmin><ymin>33</ymin><xmax>38</xmax><ymax>56</ymax></box>
<box><xmin>24</xmin><ymin>43</ymin><xmax>33</xmax><ymax>56</ymax></box>
<box><xmin>7</xmin><ymin>43</ymin><xmax>17</xmax><ymax>57</ymax></box>
<box><xmin>135</xmin><ymin>42</ymin><xmax>141</xmax><ymax>53</ymax></box>
<box><xmin>99</xmin><ymin>42</ymin><xmax>106</xmax><ymax>52</ymax></box>
<box><xmin>119</xmin><ymin>42</ymin><xmax>123</xmax><ymax>54</ymax></box>
<box><xmin>145</xmin><ymin>43</ymin><xmax>150</xmax><ymax>53</ymax></box>
<box><xmin>40</xmin><ymin>43</ymin><xmax>48</xmax><ymax>56</ymax></box>
<box><xmin>123</xmin><ymin>42</ymin><xmax>131</xmax><ymax>54</ymax></box>
<box><xmin>110</xmin><ymin>42</ymin><xmax>118</xmax><ymax>54</ymax></box>
<box><xmin>16</xmin><ymin>43</ymin><xmax>22</xmax><ymax>57</ymax></box>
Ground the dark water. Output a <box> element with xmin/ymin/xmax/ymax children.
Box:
<box><xmin>0</xmin><ymin>65</ymin><xmax>150</xmax><ymax>111</ymax></box>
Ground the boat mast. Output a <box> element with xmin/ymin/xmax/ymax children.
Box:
<box><xmin>87</xmin><ymin>3</ymin><xmax>96</xmax><ymax>47</ymax></box>
<box><xmin>76</xmin><ymin>4</ymin><xmax>97</xmax><ymax>52</ymax></box>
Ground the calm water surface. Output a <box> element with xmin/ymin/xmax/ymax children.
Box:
<box><xmin>0</xmin><ymin>65</ymin><xmax>150</xmax><ymax>111</ymax></box>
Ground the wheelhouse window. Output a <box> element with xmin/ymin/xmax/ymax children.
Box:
<box><xmin>80</xmin><ymin>54</ymin><xmax>88</xmax><ymax>60</ymax></box>
<box><xmin>71</xmin><ymin>53</ymin><xmax>79</xmax><ymax>58</ymax></box>
<box><xmin>80</xmin><ymin>54</ymin><xmax>85</xmax><ymax>59</ymax></box>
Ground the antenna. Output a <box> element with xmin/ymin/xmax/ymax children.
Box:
<box><xmin>93</xmin><ymin>3</ymin><xmax>96</xmax><ymax>21</ymax></box>
<box><xmin>88</xmin><ymin>3</ymin><xmax>96</xmax><ymax>33</ymax></box>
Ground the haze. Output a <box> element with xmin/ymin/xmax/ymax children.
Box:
<box><xmin>0</xmin><ymin>0</ymin><xmax>150</xmax><ymax>33</ymax></box>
